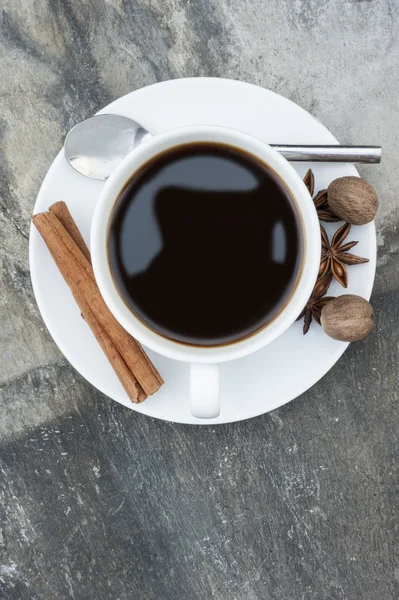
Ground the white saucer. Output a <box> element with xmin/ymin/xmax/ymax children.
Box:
<box><xmin>29</xmin><ymin>78</ymin><xmax>376</xmax><ymax>425</ymax></box>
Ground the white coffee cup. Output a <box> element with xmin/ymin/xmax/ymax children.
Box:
<box><xmin>91</xmin><ymin>125</ymin><xmax>321</xmax><ymax>419</ymax></box>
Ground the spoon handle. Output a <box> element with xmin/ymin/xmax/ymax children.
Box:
<box><xmin>270</xmin><ymin>145</ymin><xmax>382</xmax><ymax>164</ymax></box>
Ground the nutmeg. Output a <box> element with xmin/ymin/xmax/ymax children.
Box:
<box><xmin>328</xmin><ymin>176</ymin><xmax>378</xmax><ymax>225</ymax></box>
<box><xmin>320</xmin><ymin>295</ymin><xmax>374</xmax><ymax>342</ymax></box>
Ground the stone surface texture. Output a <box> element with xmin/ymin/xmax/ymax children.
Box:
<box><xmin>0</xmin><ymin>1</ymin><xmax>398</xmax><ymax>599</ymax></box>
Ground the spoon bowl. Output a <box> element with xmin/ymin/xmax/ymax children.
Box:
<box><xmin>64</xmin><ymin>114</ymin><xmax>151</xmax><ymax>180</ymax></box>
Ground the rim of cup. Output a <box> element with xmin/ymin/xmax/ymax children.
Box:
<box><xmin>91</xmin><ymin>125</ymin><xmax>321</xmax><ymax>364</ymax></box>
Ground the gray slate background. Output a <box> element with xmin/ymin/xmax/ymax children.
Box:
<box><xmin>1</xmin><ymin>1</ymin><xmax>398</xmax><ymax>598</ymax></box>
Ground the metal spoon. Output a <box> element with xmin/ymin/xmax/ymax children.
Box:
<box><xmin>64</xmin><ymin>114</ymin><xmax>382</xmax><ymax>181</ymax></box>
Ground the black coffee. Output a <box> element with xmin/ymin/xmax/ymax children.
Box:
<box><xmin>108</xmin><ymin>143</ymin><xmax>303</xmax><ymax>346</ymax></box>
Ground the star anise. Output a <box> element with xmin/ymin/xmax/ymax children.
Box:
<box><xmin>297</xmin><ymin>273</ymin><xmax>334</xmax><ymax>334</ymax></box>
<box><xmin>303</xmin><ymin>169</ymin><xmax>340</xmax><ymax>222</ymax></box>
<box><xmin>313</xmin><ymin>189</ymin><xmax>341</xmax><ymax>222</ymax></box>
<box><xmin>319</xmin><ymin>223</ymin><xmax>369</xmax><ymax>288</ymax></box>
<box><xmin>303</xmin><ymin>168</ymin><xmax>315</xmax><ymax>196</ymax></box>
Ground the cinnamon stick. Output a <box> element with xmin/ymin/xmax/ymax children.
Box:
<box><xmin>49</xmin><ymin>201</ymin><xmax>91</xmax><ymax>262</ymax></box>
<box><xmin>32</xmin><ymin>203</ymin><xmax>163</xmax><ymax>402</ymax></box>
<box><xmin>71</xmin><ymin>288</ymin><xmax>145</xmax><ymax>402</ymax></box>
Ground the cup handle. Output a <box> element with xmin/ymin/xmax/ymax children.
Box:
<box><xmin>190</xmin><ymin>363</ymin><xmax>220</xmax><ymax>419</ymax></box>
